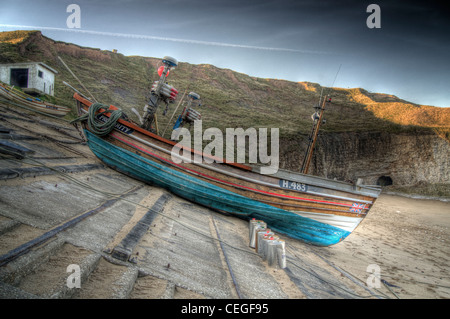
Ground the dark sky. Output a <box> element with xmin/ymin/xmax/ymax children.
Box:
<box><xmin>1</xmin><ymin>0</ymin><xmax>449</xmax><ymax>107</ymax></box>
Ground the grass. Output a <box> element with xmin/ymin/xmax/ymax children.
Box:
<box><xmin>0</xmin><ymin>30</ymin><xmax>37</xmax><ymax>44</ymax></box>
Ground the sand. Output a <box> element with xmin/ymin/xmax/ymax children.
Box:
<box><xmin>316</xmin><ymin>194</ymin><xmax>450</xmax><ymax>299</ymax></box>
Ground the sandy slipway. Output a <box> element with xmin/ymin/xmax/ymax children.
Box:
<box><xmin>0</xmin><ymin>99</ymin><xmax>449</xmax><ymax>300</ymax></box>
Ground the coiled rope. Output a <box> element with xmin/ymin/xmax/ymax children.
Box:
<box><xmin>70</xmin><ymin>102</ymin><xmax>123</xmax><ymax>136</ymax></box>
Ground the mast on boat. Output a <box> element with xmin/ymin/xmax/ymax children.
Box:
<box><xmin>142</xmin><ymin>56</ymin><xmax>179</xmax><ymax>133</ymax></box>
<box><xmin>141</xmin><ymin>57</ymin><xmax>202</xmax><ymax>139</ymax></box>
<box><xmin>300</xmin><ymin>95</ymin><xmax>328</xmax><ymax>174</ymax></box>
<box><xmin>301</xmin><ymin>64</ymin><xmax>341</xmax><ymax>175</ymax></box>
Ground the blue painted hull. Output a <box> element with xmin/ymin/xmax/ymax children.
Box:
<box><xmin>86</xmin><ymin>130</ymin><xmax>351</xmax><ymax>246</ymax></box>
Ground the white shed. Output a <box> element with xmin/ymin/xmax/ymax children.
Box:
<box><xmin>0</xmin><ymin>62</ymin><xmax>58</xmax><ymax>96</ymax></box>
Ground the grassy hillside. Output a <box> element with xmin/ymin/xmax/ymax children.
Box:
<box><xmin>1</xmin><ymin>30</ymin><xmax>449</xmax><ymax>141</ymax></box>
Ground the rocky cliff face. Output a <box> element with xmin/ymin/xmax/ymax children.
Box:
<box><xmin>279</xmin><ymin>130</ymin><xmax>449</xmax><ymax>186</ymax></box>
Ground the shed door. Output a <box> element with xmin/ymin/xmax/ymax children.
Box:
<box><xmin>10</xmin><ymin>68</ymin><xmax>29</xmax><ymax>88</ymax></box>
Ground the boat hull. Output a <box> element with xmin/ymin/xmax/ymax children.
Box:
<box><xmin>74</xmin><ymin>93</ymin><xmax>381</xmax><ymax>246</ymax></box>
<box><xmin>86</xmin><ymin>130</ymin><xmax>352</xmax><ymax>246</ymax></box>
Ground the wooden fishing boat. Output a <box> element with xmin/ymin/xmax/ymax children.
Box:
<box><xmin>73</xmin><ymin>94</ymin><xmax>381</xmax><ymax>246</ymax></box>
<box><xmin>71</xmin><ymin>57</ymin><xmax>381</xmax><ymax>246</ymax></box>
<box><xmin>0</xmin><ymin>81</ymin><xmax>71</xmax><ymax>117</ymax></box>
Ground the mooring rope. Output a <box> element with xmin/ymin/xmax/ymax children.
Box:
<box><xmin>70</xmin><ymin>102</ymin><xmax>123</xmax><ymax>136</ymax></box>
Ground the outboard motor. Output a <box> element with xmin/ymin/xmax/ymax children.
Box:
<box><xmin>142</xmin><ymin>56</ymin><xmax>179</xmax><ymax>133</ymax></box>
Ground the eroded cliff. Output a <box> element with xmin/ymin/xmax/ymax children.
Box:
<box><xmin>280</xmin><ymin>130</ymin><xmax>449</xmax><ymax>187</ymax></box>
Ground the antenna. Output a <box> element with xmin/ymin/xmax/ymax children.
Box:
<box><xmin>330</xmin><ymin>64</ymin><xmax>342</xmax><ymax>89</ymax></box>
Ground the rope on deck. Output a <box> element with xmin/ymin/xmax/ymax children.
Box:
<box><xmin>71</xmin><ymin>102</ymin><xmax>123</xmax><ymax>136</ymax></box>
